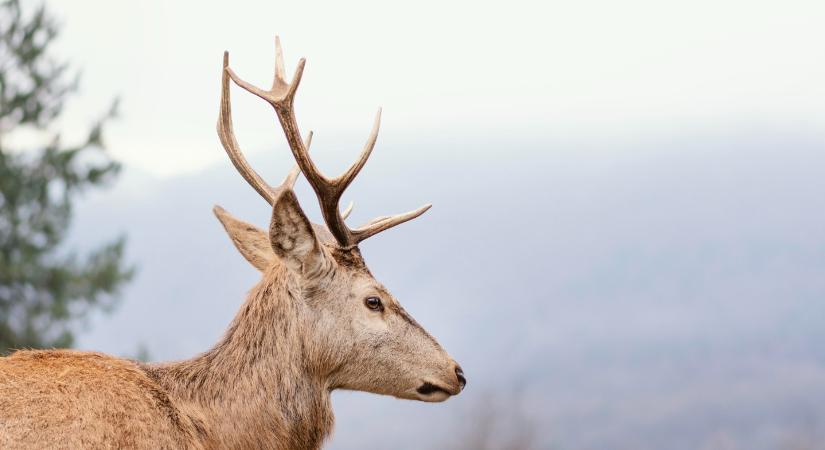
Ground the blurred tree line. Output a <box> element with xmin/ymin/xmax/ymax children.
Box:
<box><xmin>0</xmin><ymin>0</ymin><xmax>132</xmax><ymax>354</ymax></box>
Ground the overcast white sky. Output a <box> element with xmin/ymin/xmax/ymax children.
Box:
<box><xmin>30</xmin><ymin>0</ymin><xmax>825</xmax><ymax>176</ymax></box>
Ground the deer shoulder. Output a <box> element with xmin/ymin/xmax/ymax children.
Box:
<box><xmin>0</xmin><ymin>350</ymin><xmax>208</xmax><ymax>450</ymax></box>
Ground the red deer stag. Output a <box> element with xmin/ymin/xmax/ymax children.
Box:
<box><xmin>0</xmin><ymin>37</ymin><xmax>465</xmax><ymax>450</ymax></box>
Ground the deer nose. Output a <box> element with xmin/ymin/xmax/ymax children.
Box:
<box><xmin>455</xmin><ymin>365</ymin><xmax>466</xmax><ymax>391</ymax></box>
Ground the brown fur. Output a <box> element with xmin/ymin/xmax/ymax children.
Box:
<box><xmin>0</xmin><ymin>350</ymin><xmax>207</xmax><ymax>449</ymax></box>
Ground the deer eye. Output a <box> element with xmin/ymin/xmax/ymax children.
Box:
<box><xmin>364</xmin><ymin>296</ymin><xmax>384</xmax><ymax>312</ymax></box>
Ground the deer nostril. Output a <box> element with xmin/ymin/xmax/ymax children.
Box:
<box><xmin>455</xmin><ymin>366</ymin><xmax>466</xmax><ymax>389</ymax></box>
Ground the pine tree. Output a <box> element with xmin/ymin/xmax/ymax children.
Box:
<box><xmin>0</xmin><ymin>0</ymin><xmax>133</xmax><ymax>354</ymax></box>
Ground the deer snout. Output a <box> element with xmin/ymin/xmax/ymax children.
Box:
<box><xmin>414</xmin><ymin>361</ymin><xmax>466</xmax><ymax>402</ymax></box>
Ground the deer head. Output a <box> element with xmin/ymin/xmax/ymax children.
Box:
<box><xmin>213</xmin><ymin>37</ymin><xmax>465</xmax><ymax>402</ymax></box>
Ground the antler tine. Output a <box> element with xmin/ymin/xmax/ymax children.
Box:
<box><xmin>218</xmin><ymin>51</ymin><xmax>277</xmax><ymax>204</ymax></box>
<box><xmin>274</xmin><ymin>36</ymin><xmax>286</xmax><ymax>86</ymax></box>
<box><xmin>334</xmin><ymin>108</ymin><xmax>381</xmax><ymax>192</ymax></box>
<box><xmin>283</xmin><ymin>164</ymin><xmax>301</xmax><ymax>188</ymax></box>
<box><xmin>353</xmin><ymin>204</ymin><xmax>432</xmax><ymax>243</ymax></box>
<box><xmin>224</xmin><ymin>40</ymin><xmax>306</xmax><ymax>107</ymax></box>
<box><xmin>224</xmin><ymin>37</ymin><xmax>432</xmax><ymax>247</ymax></box>
<box><xmin>341</xmin><ymin>201</ymin><xmax>354</xmax><ymax>220</ymax></box>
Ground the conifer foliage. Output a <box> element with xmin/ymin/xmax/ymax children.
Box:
<box><xmin>0</xmin><ymin>0</ymin><xmax>133</xmax><ymax>354</ymax></box>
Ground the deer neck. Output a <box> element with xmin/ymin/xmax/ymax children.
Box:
<box><xmin>151</xmin><ymin>267</ymin><xmax>334</xmax><ymax>450</ymax></box>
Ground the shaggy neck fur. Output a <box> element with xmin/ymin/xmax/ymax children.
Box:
<box><xmin>148</xmin><ymin>265</ymin><xmax>335</xmax><ymax>450</ymax></box>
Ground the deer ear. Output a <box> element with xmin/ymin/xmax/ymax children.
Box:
<box><xmin>213</xmin><ymin>205</ymin><xmax>275</xmax><ymax>272</ymax></box>
<box><xmin>269</xmin><ymin>190</ymin><xmax>329</xmax><ymax>276</ymax></box>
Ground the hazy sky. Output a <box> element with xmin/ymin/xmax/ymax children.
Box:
<box><xmin>15</xmin><ymin>0</ymin><xmax>821</xmax><ymax>176</ymax></box>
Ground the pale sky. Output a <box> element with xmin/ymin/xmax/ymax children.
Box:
<box><xmin>25</xmin><ymin>0</ymin><xmax>825</xmax><ymax>176</ymax></box>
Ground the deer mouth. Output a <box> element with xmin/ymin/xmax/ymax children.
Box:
<box><xmin>416</xmin><ymin>382</ymin><xmax>453</xmax><ymax>401</ymax></box>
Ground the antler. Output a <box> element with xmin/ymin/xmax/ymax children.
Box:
<box><xmin>218</xmin><ymin>51</ymin><xmax>303</xmax><ymax>203</ymax></box>
<box><xmin>221</xmin><ymin>37</ymin><xmax>431</xmax><ymax>248</ymax></box>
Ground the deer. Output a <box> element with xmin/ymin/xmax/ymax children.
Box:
<box><xmin>0</xmin><ymin>37</ymin><xmax>465</xmax><ymax>450</ymax></box>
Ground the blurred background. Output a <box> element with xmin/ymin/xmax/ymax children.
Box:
<box><xmin>2</xmin><ymin>0</ymin><xmax>825</xmax><ymax>449</ymax></box>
